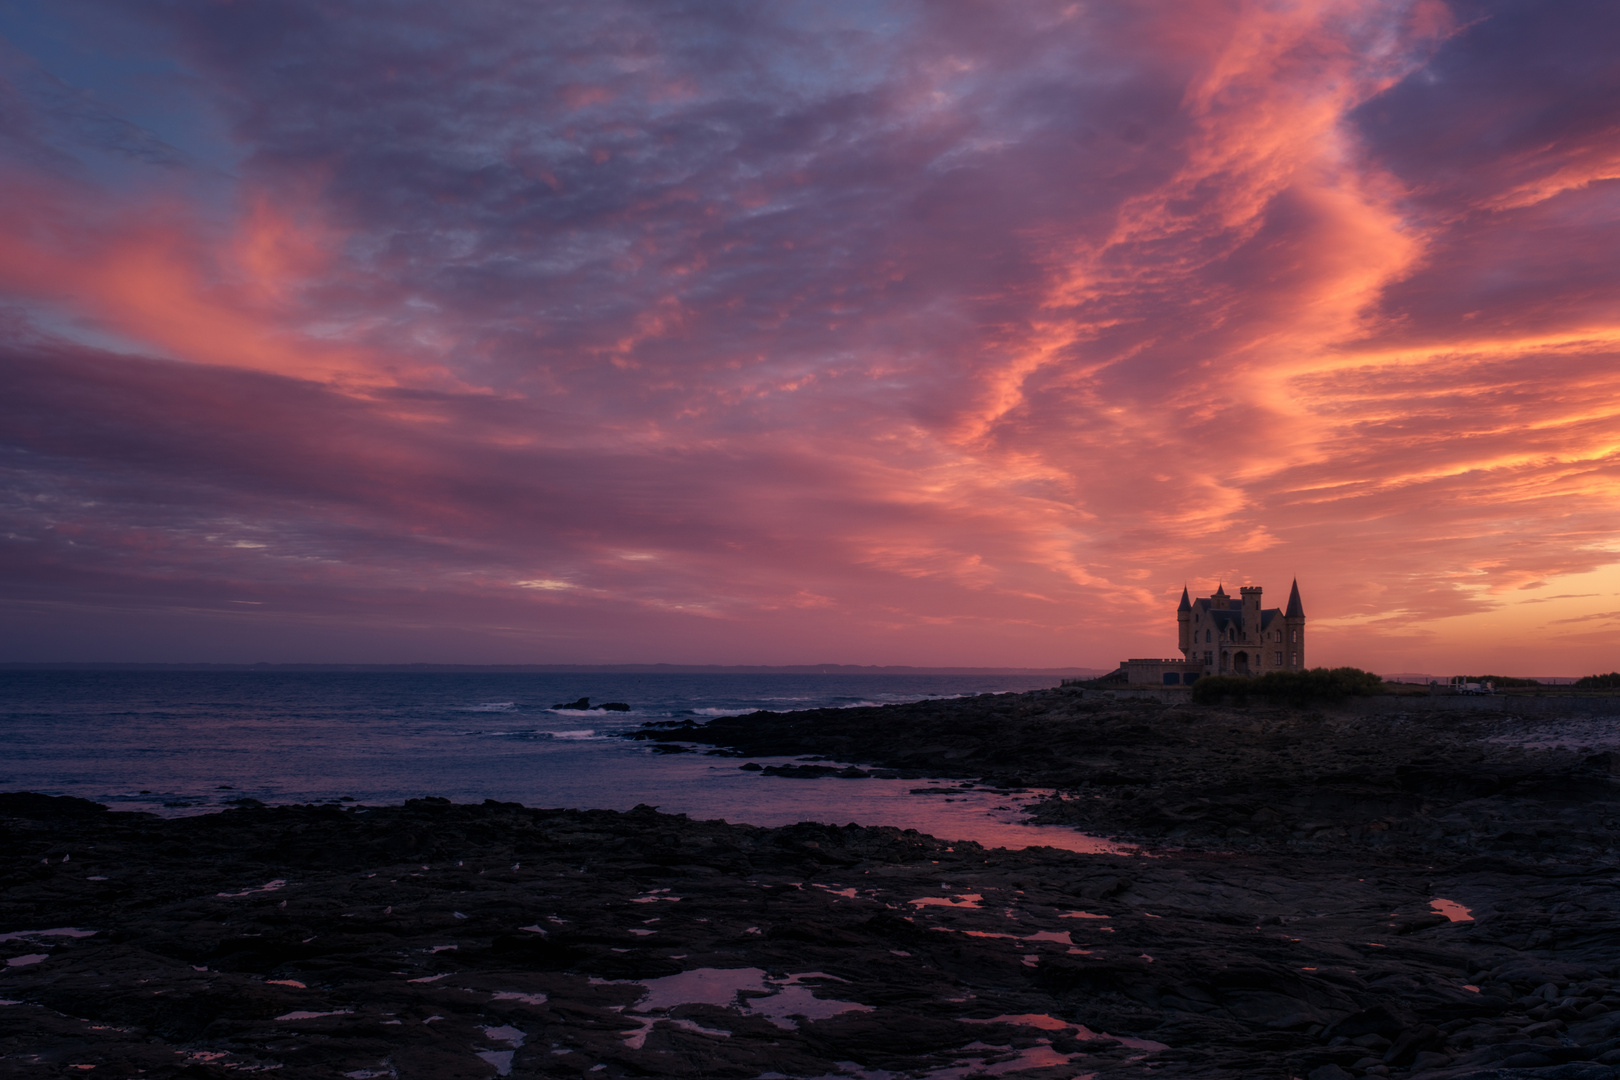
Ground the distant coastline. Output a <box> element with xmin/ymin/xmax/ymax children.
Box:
<box><xmin>0</xmin><ymin>661</ymin><xmax>1113</xmax><ymax>676</ymax></box>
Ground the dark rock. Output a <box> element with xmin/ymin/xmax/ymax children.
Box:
<box><xmin>1384</xmin><ymin>1024</ymin><xmax>1445</xmax><ymax>1066</ymax></box>
<box><xmin>0</xmin><ymin>791</ymin><xmax>111</xmax><ymax>818</ymax></box>
<box><xmin>1308</xmin><ymin>1066</ymin><xmax>1354</xmax><ymax>1080</ymax></box>
<box><xmin>1327</xmin><ymin>1006</ymin><xmax>1406</xmax><ymax>1041</ymax></box>
<box><xmin>553</xmin><ymin>697</ymin><xmax>591</xmax><ymax>710</ymax></box>
<box><xmin>8</xmin><ymin>686</ymin><xmax>1620</xmax><ymax>1080</ymax></box>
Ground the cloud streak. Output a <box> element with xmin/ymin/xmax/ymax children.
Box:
<box><xmin>1</xmin><ymin>0</ymin><xmax>1617</xmax><ymax>671</ymax></box>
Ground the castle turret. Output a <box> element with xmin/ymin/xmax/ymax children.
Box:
<box><xmin>1177</xmin><ymin>585</ymin><xmax>1192</xmax><ymax>655</ymax></box>
<box><xmin>1284</xmin><ymin>578</ymin><xmax>1306</xmax><ymax>671</ymax></box>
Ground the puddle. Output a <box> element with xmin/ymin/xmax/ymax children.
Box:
<box><xmin>636</xmin><ymin>968</ymin><xmax>765</xmax><ymax>1012</ymax></box>
<box><xmin>477</xmin><ymin>1025</ymin><xmax>524</xmax><ymax>1076</ymax></box>
<box><xmin>909</xmin><ymin>894</ymin><xmax>983</xmax><ymax>909</ymax></box>
<box><xmin>629</xmin><ymin>890</ymin><xmax>682</xmax><ymax>904</ymax></box>
<box><xmin>275</xmin><ymin>1009</ymin><xmax>353</xmax><ymax>1021</ymax></box>
<box><xmin>612</xmin><ymin>967</ymin><xmax>873</xmax><ymax>1046</ymax></box>
<box><xmin>476</xmin><ymin>1050</ymin><xmax>514</xmax><ymax>1076</ymax></box>
<box><xmin>491</xmin><ymin>991</ymin><xmax>548</xmax><ymax>1006</ymax></box>
<box><xmin>961</xmin><ymin>1014</ymin><xmax>1170</xmax><ymax>1054</ymax></box>
<box><xmin>0</xmin><ymin>928</ymin><xmax>97</xmax><ymax>943</ymax></box>
<box><xmin>928</xmin><ymin>1041</ymin><xmax>1085</xmax><ymax>1078</ymax></box>
<box><xmin>5</xmin><ymin>954</ymin><xmax>48</xmax><ymax>967</ymax></box>
<box><xmin>964</xmin><ymin>1014</ymin><xmax>1071</xmax><ymax>1030</ymax></box>
<box><xmin>1430</xmin><ymin>898</ymin><xmax>1474</xmax><ymax>922</ymax></box>
<box><xmin>939</xmin><ymin>928</ymin><xmax>1076</xmax><ymax>952</ymax></box>
<box><xmin>750</xmin><ymin>976</ymin><xmax>873</xmax><ymax>1030</ymax></box>
<box><xmin>217</xmin><ymin>880</ymin><xmax>288</xmax><ymax>898</ymax></box>
<box><xmin>1059</xmin><ymin>911</ymin><xmax>1110</xmax><ymax>920</ymax></box>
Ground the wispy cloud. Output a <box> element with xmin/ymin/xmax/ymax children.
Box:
<box><xmin>1</xmin><ymin>0</ymin><xmax>1617</xmax><ymax>670</ymax></box>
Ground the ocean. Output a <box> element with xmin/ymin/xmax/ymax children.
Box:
<box><xmin>0</xmin><ymin>670</ymin><xmax>1115</xmax><ymax>852</ymax></box>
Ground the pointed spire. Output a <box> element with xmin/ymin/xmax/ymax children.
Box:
<box><xmin>1177</xmin><ymin>585</ymin><xmax>1192</xmax><ymax>612</ymax></box>
<box><xmin>1286</xmin><ymin>578</ymin><xmax>1305</xmax><ymax>618</ymax></box>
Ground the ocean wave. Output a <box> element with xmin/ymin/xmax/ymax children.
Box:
<box><xmin>550</xmin><ymin>729</ymin><xmax>600</xmax><ymax>740</ymax></box>
<box><xmin>458</xmin><ymin>702</ymin><xmax>518</xmax><ymax>712</ymax></box>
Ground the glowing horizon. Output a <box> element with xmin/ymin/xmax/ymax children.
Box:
<box><xmin>2</xmin><ymin>1</ymin><xmax>1618</xmax><ymax>675</ymax></box>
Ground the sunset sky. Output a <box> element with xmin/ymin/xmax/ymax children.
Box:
<box><xmin>2</xmin><ymin>0</ymin><xmax>1618</xmax><ymax>673</ymax></box>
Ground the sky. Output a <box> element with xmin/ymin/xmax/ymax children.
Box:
<box><xmin>1</xmin><ymin>0</ymin><xmax>1618</xmax><ymax>673</ymax></box>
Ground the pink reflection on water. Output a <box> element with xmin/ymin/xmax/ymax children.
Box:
<box><xmin>909</xmin><ymin>894</ymin><xmax>983</xmax><ymax>909</ymax></box>
<box><xmin>1430</xmin><ymin>898</ymin><xmax>1474</xmax><ymax>922</ymax></box>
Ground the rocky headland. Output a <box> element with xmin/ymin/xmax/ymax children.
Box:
<box><xmin>4</xmin><ymin>687</ymin><xmax>1619</xmax><ymax>1079</ymax></box>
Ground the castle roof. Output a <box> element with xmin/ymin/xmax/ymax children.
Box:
<box><xmin>1194</xmin><ymin>598</ymin><xmax>1283</xmax><ymax>635</ymax></box>
<box><xmin>1178</xmin><ymin>586</ymin><xmax>1191</xmax><ymax>613</ymax></box>
<box><xmin>1286</xmin><ymin>579</ymin><xmax>1305</xmax><ymax>618</ymax></box>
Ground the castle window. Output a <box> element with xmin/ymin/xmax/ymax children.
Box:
<box><xmin>1203</xmin><ymin>650</ymin><xmax>1212</xmax><ymax>664</ymax></box>
<box><xmin>1275</xmin><ymin>651</ymin><xmax>1283</xmax><ymax>665</ymax></box>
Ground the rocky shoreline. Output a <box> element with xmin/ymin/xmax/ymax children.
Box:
<box><xmin>3</xmin><ymin>688</ymin><xmax>1619</xmax><ymax>1079</ymax></box>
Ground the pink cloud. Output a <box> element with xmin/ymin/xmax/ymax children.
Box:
<box><xmin>1</xmin><ymin>0</ymin><xmax>1618</xmax><ymax>673</ymax></box>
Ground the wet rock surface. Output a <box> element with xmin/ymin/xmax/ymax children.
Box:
<box><xmin>638</xmin><ymin>689</ymin><xmax>1620</xmax><ymax>861</ymax></box>
<box><xmin>3</xmin><ymin>690</ymin><xmax>1619</xmax><ymax>1079</ymax></box>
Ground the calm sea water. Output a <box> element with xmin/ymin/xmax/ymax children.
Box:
<box><xmin>0</xmin><ymin>671</ymin><xmax>1113</xmax><ymax>852</ymax></box>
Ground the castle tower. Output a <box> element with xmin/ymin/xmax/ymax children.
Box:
<box><xmin>1284</xmin><ymin>578</ymin><xmax>1306</xmax><ymax>671</ymax></box>
<box><xmin>1177</xmin><ymin>585</ymin><xmax>1192</xmax><ymax>655</ymax></box>
<box><xmin>1239</xmin><ymin>586</ymin><xmax>1262</xmax><ymax>640</ymax></box>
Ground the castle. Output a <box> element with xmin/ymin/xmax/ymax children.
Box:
<box><xmin>1114</xmin><ymin>581</ymin><xmax>1306</xmax><ymax>686</ymax></box>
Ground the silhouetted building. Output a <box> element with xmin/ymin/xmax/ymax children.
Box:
<box><xmin>1114</xmin><ymin>581</ymin><xmax>1305</xmax><ymax>686</ymax></box>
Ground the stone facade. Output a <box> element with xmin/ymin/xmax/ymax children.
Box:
<box><xmin>1117</xmin><ymin>581</ymin><xmax>1305</xmax><ymax>686</ymax></box>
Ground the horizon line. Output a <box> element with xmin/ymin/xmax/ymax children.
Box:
<box><xmin>0</xmin><ymin>662</ymin><xmax>1113</xmax><ymax>675</ymax></box>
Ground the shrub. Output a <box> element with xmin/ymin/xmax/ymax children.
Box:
<box><xmin>1575</xmin><ymin>672</ymin><xmax>1620</xmax><ymax>690</ymax></box>
<box><xmin>1191</xmin><ymin>666</ymin><xmax>1385</xmax><ymax>706</ymax></box>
